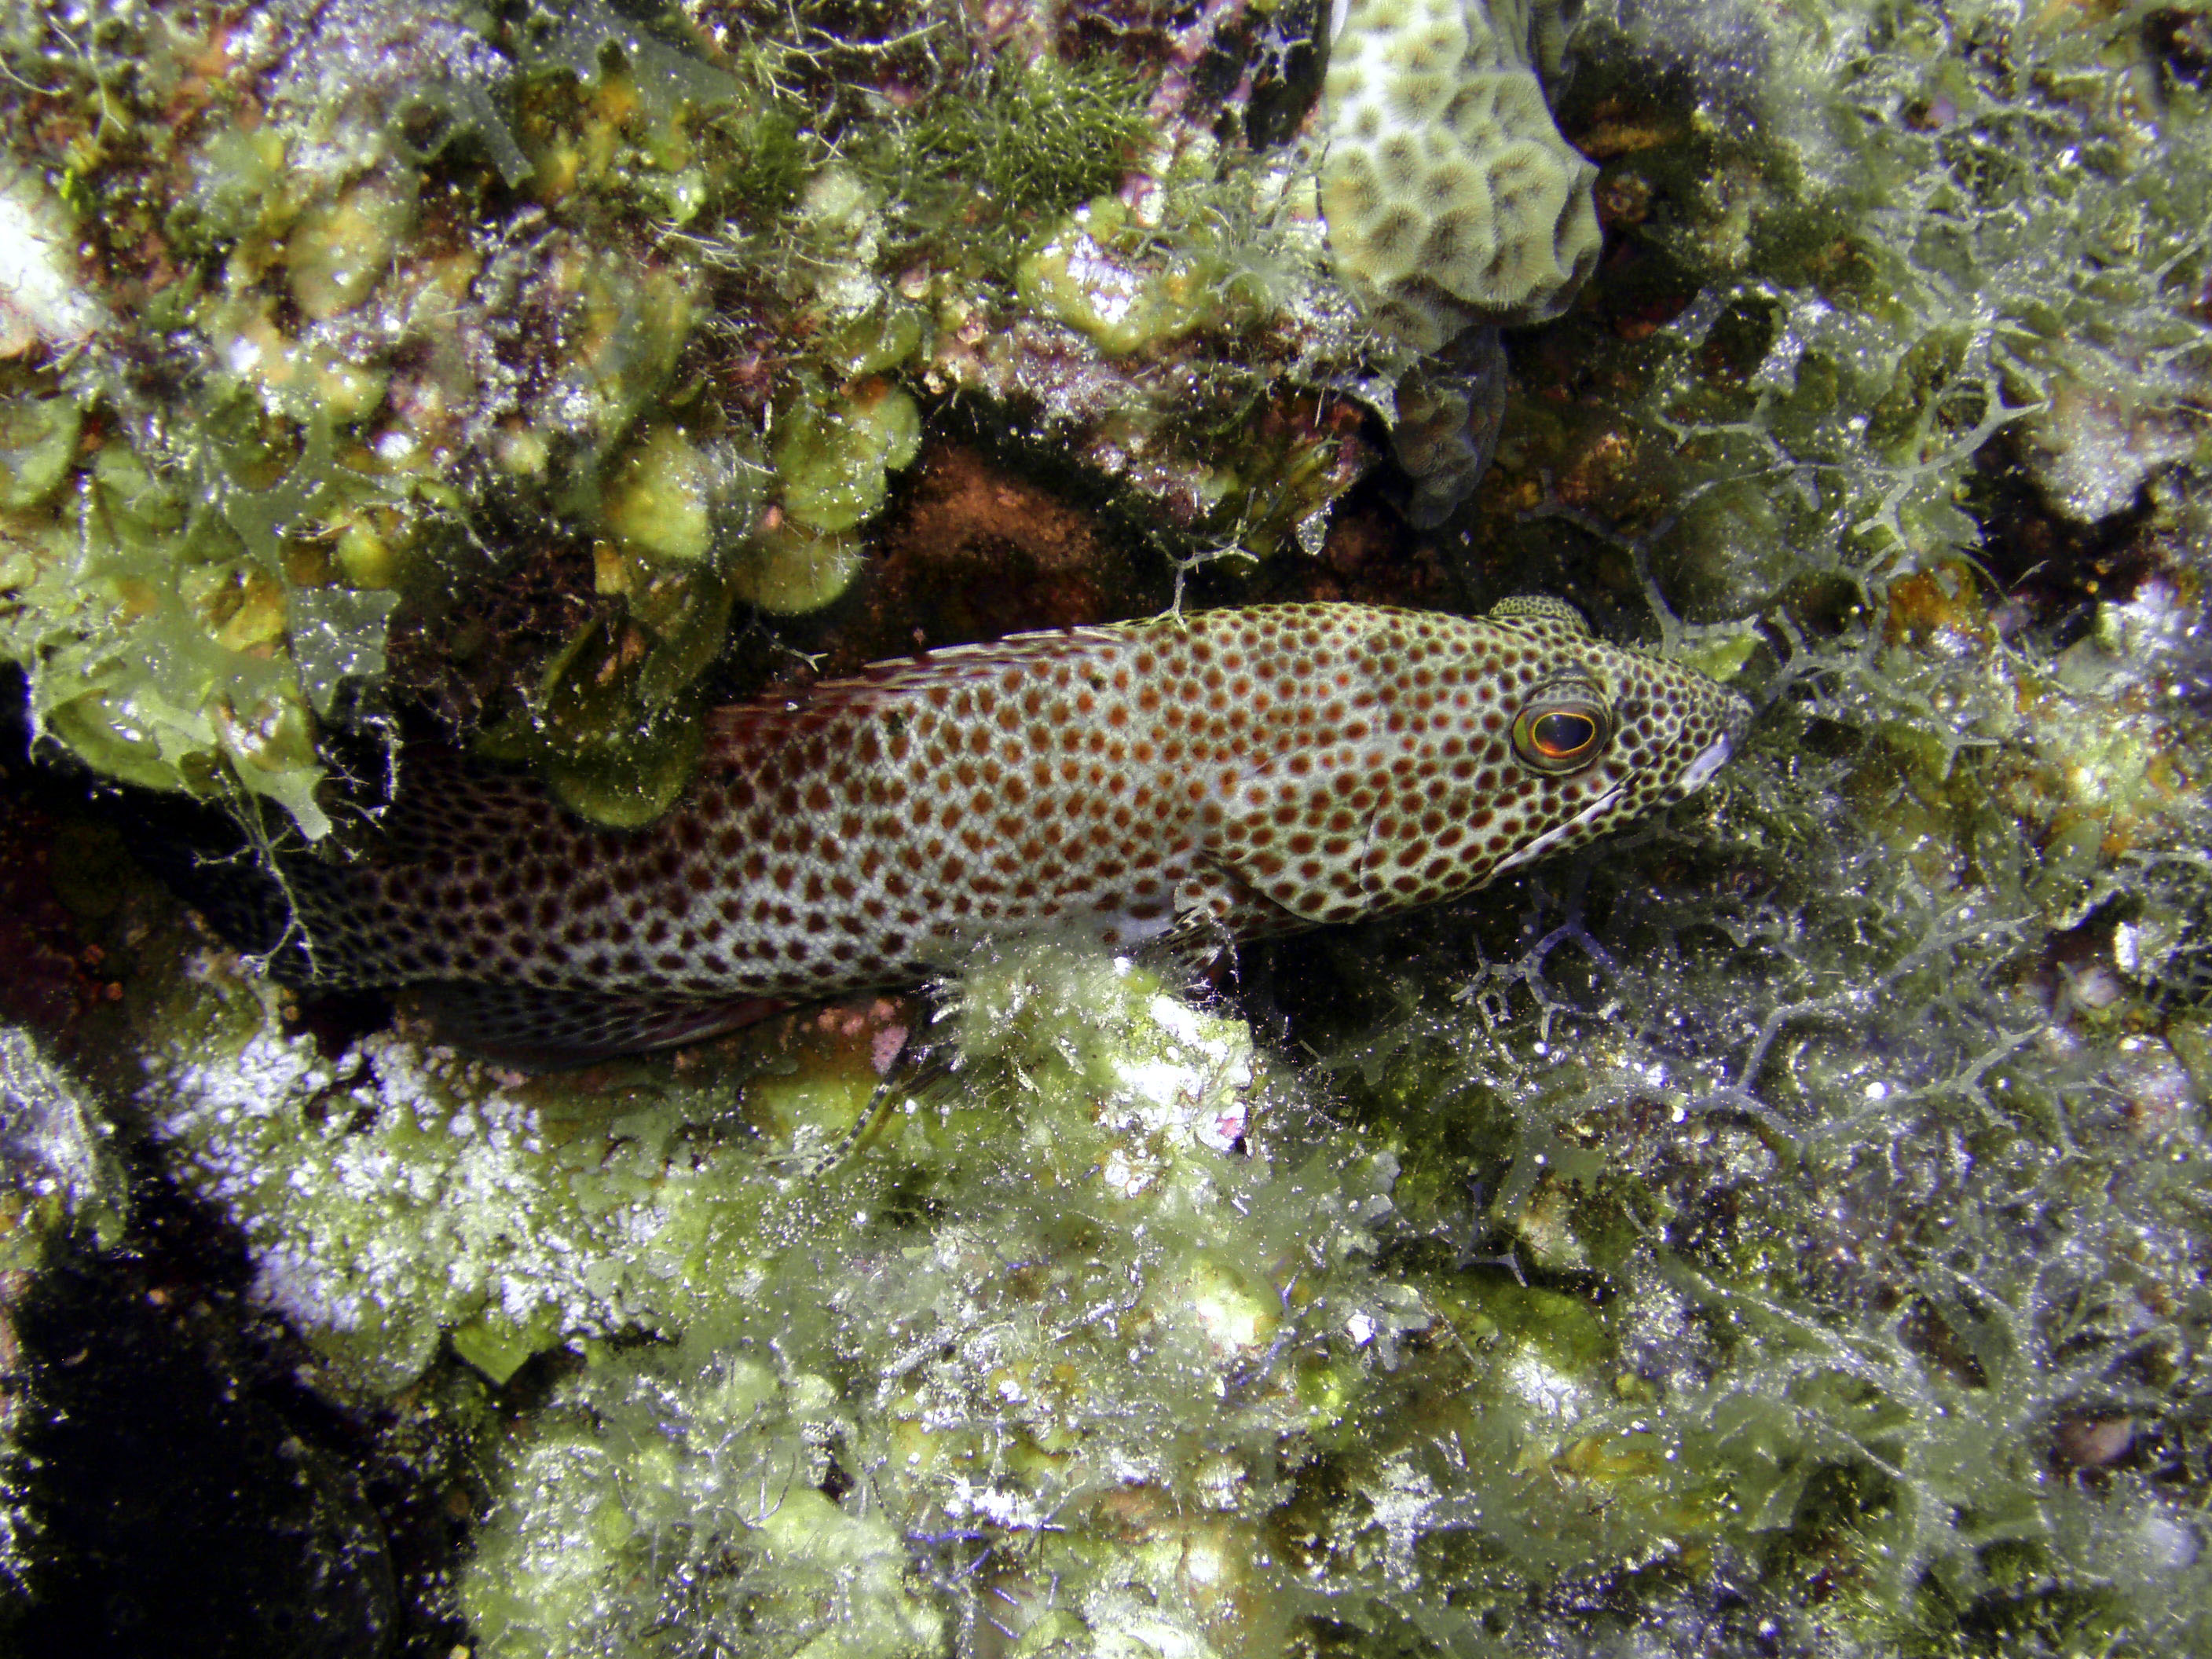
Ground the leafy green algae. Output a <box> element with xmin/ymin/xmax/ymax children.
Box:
<box><xmin>0</xmin><ymin>0</ymin><xmax>906</xmax><ymax>832</ymax></box>
<box><xmin>1</xmin><ymin>0</ymin><xmax>1374</xmax><ymax>837</ymax></box>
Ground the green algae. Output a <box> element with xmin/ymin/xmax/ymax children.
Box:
<box><xmin>0</xmin><ymin>0</ymin><xmax>837</xmax><ymax>834</ymax></box>
<box><xmin>461</xmin><ymin>1339</ymin><xmax>943</xmax><ymax>1659</ymax></box>
<box><xmin>143</xmin><ymin>939</ymin><xmax>1434</xmax><ymax>1651</ymax></box>
<box><xmin>771</xmin><ymin>379</ymin><xmax>922</xmax><ymax>538</ymax></box>
<box><xmin>600</xmin><ymin>422</ymin><xmax>720</xmax><ymax>562</ymax></box>
<box><xmin>0</xmin><ymin>395</ymin><xmax>79</xmax><ymax>511</ymax></box>
<box><xmin>1</xmin><ymin>1026</ymin><xmax>128</xmax><ymax>1628</ymax></box>
<box><xmin>1017</xmin><ymin>198</ymin><xmax>1247</xmax><ymax>357</ymax></box>
<box><xmin>516</xmin><ymin>0</ymin><xmax>742</xmax><ymax>132</ymax></box>
<box><xmin>0</xmin><ymin>1027</ymin><xmax>126</xmax><ymax>1280</ymax></box>
<box><xmin>0</xmin><ymin>0</ymin><xmax>1361</xmax><ymax>839</ymax></box>
<box><xmin>902</xmin><ymin>53</ymin><xmax>1157</xmax><ymax>273</ymax></box>
<box><xmin>10</xmin><ymin>0</ymin><xmax>2212</xmax><ymax>1652</ymax></box>
<box><xmin>2</xmin><ymin>419</ymin><xmax>347</xmax><ymax>836</ymax></box>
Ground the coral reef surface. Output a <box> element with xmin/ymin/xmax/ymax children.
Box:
<box><xmin>0</xmin><ymin>0</ymin><xmax>2210</xmax><ymax>1656</ymax></box>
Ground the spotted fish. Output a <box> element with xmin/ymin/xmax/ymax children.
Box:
<box><xmin>269</xmin><ymin>598</ymin><xmax>1749</xmax><ymax>1064</ymax></box>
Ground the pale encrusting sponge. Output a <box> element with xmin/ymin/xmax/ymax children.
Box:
<box><xmin>1322</xmin><ymin>0</ymin><xmax>1602</xmax><ymax>353</ymax></box>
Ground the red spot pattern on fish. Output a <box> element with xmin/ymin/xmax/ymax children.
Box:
<box><xmin>276</xmin><ymin>599</ymin><xmax>1749</xmax><ymax>1064</ymax></box>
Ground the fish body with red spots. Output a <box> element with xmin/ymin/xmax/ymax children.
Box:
<box><xmin>276</xmin><ymin>599</ymin><xmax>1750</xmax><ymax>1063</ymax></box>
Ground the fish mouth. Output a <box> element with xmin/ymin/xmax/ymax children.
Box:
<box><xmin>1493</xmin><ymin>784</ymin><xmax>1628</xmax><ymax>873</ymax></box>
<box><xmin>1669</xmin><ymin>732</ymin><xmax>1736</xmax><ymax>799</ymax></box>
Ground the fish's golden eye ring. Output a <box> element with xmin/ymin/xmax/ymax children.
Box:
<box><xmin>1511</xmin><ymin>687</ymin><xmax>1611</xmax><ymax>774</ymax></box>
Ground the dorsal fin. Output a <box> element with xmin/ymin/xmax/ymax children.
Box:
<box><xmin>1485</xmin><ymin>595</ymin><xmax>1591</xmax><ymax>643</ymax></box>
<box><xmin>702</xmin><ymin>624</ymin><xmax>1130</xmax><ymax>760</ymax></box>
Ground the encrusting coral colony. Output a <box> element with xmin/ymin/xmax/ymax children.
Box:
<box><xmin>1</xmin><ymin>0</ymin><xmax>2210</xmax><ymax>1655</ymax></box>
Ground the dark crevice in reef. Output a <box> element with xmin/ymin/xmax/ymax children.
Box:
<box><xmin>4</xmin><ymin>1120</ymin><xmax>491</xmax><ymax>1659</ymax></box>
<box><xmin>1965</xmin><ymin>436</ymin><xmax>2172</xmax><ymax>647</ymax></box>
<box><xmin>9</xmin><ymin>1168</ymin><xmax>401</xmax><ymax>1659</ymax></box>
<box><xmin>0</xmin><ymin>673</ymin><xmax>481</xmax><ymax>1659</ymax></box>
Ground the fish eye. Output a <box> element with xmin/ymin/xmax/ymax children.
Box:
<box><xmin>1511</xmin><ymin>688</ymin><xmax>1611</xmax><ymax>774</ymax></box>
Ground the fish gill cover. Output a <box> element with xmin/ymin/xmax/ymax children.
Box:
<box><xmin>0</xmin><ymin>0</ymin><xmax>2210</xmax><ymax>1656</ymax></box>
